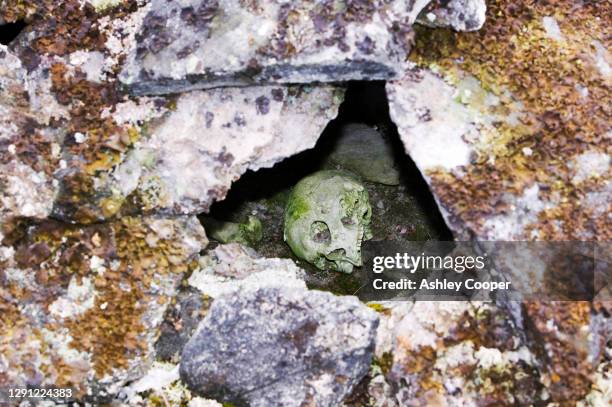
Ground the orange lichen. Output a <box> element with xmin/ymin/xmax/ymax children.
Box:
<box><xmin>411</xmin><ymin>1</ymin><xmax>611</xmax><ymax>240</ymax></box>
<box><xmin>523</xmin><ymin>301</ymin><xmax>594</xmax><ymax>402</ymax></box>
<box><xmin>1</xmin><ymin>216</ymin><xmax>202</xmax><ymax>396</ymax></box>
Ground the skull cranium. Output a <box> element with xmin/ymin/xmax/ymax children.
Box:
<box><xmin>284</xmin><ymin>170</ymin><xmax>372</xmax><ymax>273</ymax></box>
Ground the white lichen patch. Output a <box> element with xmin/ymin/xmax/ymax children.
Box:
<box><xmin>393</xmin><ymin>302</ymin><xmax>476</xmax><ymax>349</ymax></box>
<box><xmin>68</xmin><ymin>50</ymin><xmax>108</xmax><ymax>82</ymax></box>
<box><xmin>120</xmin><ymin>362</ymin><xmax>179</xmax><ymax>399</ymax></box>
<box><xmin>578</xmin><ymin>359</ymin><xmax>612</xmax><ymax>406</ymax></box>
<box><xmin>570</xmin><ymin>150</ymin><xmax>610</xmax><ymax>184</ymax></box>
<box><xmin>592</xmin><ymin>40</ymin><xmax>611</xmax><ymax>78</ymax></box>
<box><xmin>542</xmin><ymin>16</ymin><xmax>564</xmax><ymax>41</ymax></box>
<box><xmin>189</xmin><ymin>243</ymin><xmax>306</xmax><ymax>298</ymax></box>
<box><xmin>40</xmin><ymin>328</ymin><xmax>92</xmax><ymax>367</ymax></box>
<box><xmin>481</xmin><ymin>183</ymin><xmax>549</xmax><ymax>240</ymax></box>
<box><xmin>1</xmin><ymin>163</ymin><xmax>56</xmax><ymax>219</ymax></box>
<box><xmin>118</xmin><ymin>362</ymin><xmax>221</xmax><ymax>406</ymax></box>
<box><xmin>104</xmin><ymin>97</ymin><xmax>168</xmax><ymax>126</ymax></box>
<box><xmin>387</xmin><ymin>70</ymin><xmax>476</xmax><ymax>171</ymax></box>
<box><xmin>48</xmin><ymin>276</ymin><xmax>96</xmax><ymax>319</ymax></box>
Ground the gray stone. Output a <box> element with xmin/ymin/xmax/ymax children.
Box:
<box><xmin>417</xmin><ymin>0</ymin><xmax>486</xmax><ymax>31</ymax></box>
<box><xmin>180</xmin><ymin>287</ymin><xmax>378</xmax><ymax>407</ymax></box>
<box><xmin>120</xmin><ymin>0</ymin><xmax>433</xmax><ymax>95</ymax></box>
<box><xmin>326</xmin><ymin>123</ymin><xmax>400</xmax><ymax>185</ymax></box>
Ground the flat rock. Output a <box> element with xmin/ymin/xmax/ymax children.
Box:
<box><xmin>326</xmin><ymin>123</ymin><xmax>400</xmax><ymax>185</ymax></box>
<box><xmin>120</xmin><ymin>0</ymin><xmax>434</xmax><ymax>95</ymax></box>
<box><xmin>0</xmin><ymin>216</ymin><xmax>206</xmax><ymax>401</ymax></box>
<box><xmin>180</xmin><ymin>287</ymin><xmax>378</xmax><ymax>407</ymax></box>
<box><xmin>188</xmin><ymin>243</ymin><xmax>306</xmax><ymax>298</ymax></box>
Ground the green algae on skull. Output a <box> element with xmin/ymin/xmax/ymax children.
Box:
<box><xmin>284</xmin><ymin>171</ymin><xmax>372</xmax><ymax>273</ymax></box>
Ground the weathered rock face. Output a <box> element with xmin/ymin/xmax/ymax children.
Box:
<box><xmin>417</xmin><ymin>0</ymin><xmax>486</xmax><ymax>32</ymax></box>
<box><xmin>386</xmin><ymin>302</ymin><xmax>541</xmax><ymax>405</ymax></box>
<box><xmin>180</xmin><ymin>287</ymin><xmax>379</xmax><ymax>407</ymax></box>
<box><xmin>102</xmin><ymin>85</ymin><xmax>343</xmax><ymax>218</ymax></box>
<box><xmin>0</xmin><ymin>45</ymin><xmax>68</xmax><ymax>222</ymax></box>
<box><xmin>120</xmin><ymin>0</ymin><xmax>434</xmax><ymax>95</ymax></box>
<box><xmin>388</xmin><ymin>1</ymin><xmax>610</xmax><ymax>242</ymax></box>
<box><xmin>384</xmin><ymin>4</ymin><xmax>610</xmax><ymax>402</ymax></box>
<box><xmin>0</xmin><ymin>3</ymin><xmax>343</xmax><ymax>225</ymax></box>
<box><xmin>369</xmin><ymin>301</ymin><xmax>609</xmax><ymax>406</ymax></box>
<box><xmin>0</xmin><ymin>216</ymin><xmax>206</xmax><ymax>401</ymax></box>
<box><xmin>188</xmin><ymin>243</ymin><xmax>307</xmax><ymax>298</ymax></box>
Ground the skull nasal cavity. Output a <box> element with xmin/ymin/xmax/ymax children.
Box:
<box><xmin>310</xmin><ymin>221</ymin><xmax>331</xmax><ymax>244</ymax></box>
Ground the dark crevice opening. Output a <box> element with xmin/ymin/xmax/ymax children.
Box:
<box><xmin>0</xmin><ymin>20</ymin><xmax>27</xmax><ymax>46</ymax></box>
<box><xmin>200</xmin><ymin>80</ymin><xmax>453</xmax><ymax>287</ymax></box>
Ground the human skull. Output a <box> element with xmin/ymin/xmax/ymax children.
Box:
<box><xmin>284</xmin><ymin>170</ymin><xmax>372</xmax><ymax>273</ymax></box>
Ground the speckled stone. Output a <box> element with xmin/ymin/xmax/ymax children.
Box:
<box><xmin>180</xmin><ymin>287</ymin><xmax>379</xmax><ymax>407</ymax></box>
<box><xmin>120</xmin><ymin>0</ymin><xmax>435</xmax><ymax>95</ymax></box>
<box><xmin>0</xmin><ymin>216</ymin><xmax>206</xmax><ymax>401</ymax></box>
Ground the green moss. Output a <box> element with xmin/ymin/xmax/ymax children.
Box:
<box><xmin>285</xmin><ymin>194</ymin><xmax>310</xmax><ymax>221</ymax></box>
<box><xmin>373</xmin><ymin>352</ymin><xmax>394</xmax><ymax>375</ymax></box>
<box><xmin>238</xmin><ymin>216</ymin><xmax>263</xmax><ymax>245</ymax></box>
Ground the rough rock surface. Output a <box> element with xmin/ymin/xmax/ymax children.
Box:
<box><xmin>0</xmin><ymin>0</ymin><xmax>608</xmax><ymax>405</ymax></box>
<box><xmin>0</xmin><ymin>215</ymin><xmax>206</xmax><ymax>401</ymax></box>
<box><xmin>120</xmin><ymin>0</ymin><xmax>433</xmax><ymax>95</ymax></box>
<box><xmin>0</xmin><ymin>3</ymin><xmax>343</xmax><ymax>224</ymax></box>
<box><xmin>325</xmin><ymin>123</ymin><xmax>400</xmax><ymax>185</ymax></box>
<box><xmin>188</xmin><ymin>243</ymin><xmax>307</xmax><ymax>298</ymax></box>
<box><xmin>105</xmin><ymin>85</ymin><xmax>343</xmax><ymax>218</ymax></box>
<box><xmin>384</xmin><ymin>3</ymin><xmax>610</xmax><ymax>402</ymax></box>
<box><xmin>417</xmin><ymin>0</ymin><xmax>486</xmax><ymax>32</ymax></box>
<box><xmin>180</xmin><ymin>287</ymin><xmax>379</xmax><ymax>407</ymax></box>
<box><xmin>369</xmin><ymin>301</ymin><xmax>610</xmax><ymax>406</ymax></box>
<box><xmin>388</xmin><ymin>1</ymin><xmax>610</xmax><ymax>242</ymax></box>
<box><xmin>0</xmin><ymin>45</ymin><xmax>67</xmax><ymax>222</ymax></box>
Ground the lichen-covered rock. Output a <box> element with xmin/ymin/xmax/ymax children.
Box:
<box><xmin>367</xmin><ymin>300</ymin><xmax>610</xmax><ymax>405</ymax></box>
<box><xmin>188</xmin><ymin>243</ymin><xmax>307</xmax><ymax>298</ymax></box>
<box><xmin>417</xmin><ymin>0</ymin><xmax>486</xmax><ymax>31</ymax></box>
<box><xmin>180</xmin><ymin>287</ymin><xmax>379</xmax><ymax>407</ymax></box>
<box><xmin>372</xmin><ymin>302</ymin><xmax>543</xmax><ymax>405</ymax></box>
<box><xmin>284</xmin><ymin>170</ymin><xmax>373</xmax><ymax>273</ymax></box>
<box><xmin>120</xmin><ymin>0</ymin><xmax>434</xmax><ymax>95</ymax></box>
<box><xmin>388</xmin><ymin>1</ymin><xmax>610</xmax><ymax>242</ymax></box>
<box><xmin>522</xmin><ymin>301</ymin><xmax>607</xmax><ymax>403</ymax></box>
<box><xmin>100</xmin><ymin>85</ymin><xmax>343</xmax><ymax>219</ymax></box>
<box><xmin>1</xmin><ymin>3</ymin><xmax>344</xmax><ymax>224</ymax></box>
<box><xmin>385</xmin><ymin>5</ymin><xmax>610</xmax><ymax>400</ymax></box>
<box><xmin>0</xmin><ymin>216</ymin><xmax>206</xmax><ymax>401</ymax></box>
<box><xmin>0</xmin><ymin>45</ymin><xmax>68</xmax><ymax>224</ymax></box>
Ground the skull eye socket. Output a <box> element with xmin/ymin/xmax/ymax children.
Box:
<box><xmin>310</xmin><ymin>221</ymin><xmax>331</xmax><ymax>244</ymax></box>
<box><xmin>341</xmin><ymin>216</ymin><xmax>354</xmax><ymax>226</ymax></box>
